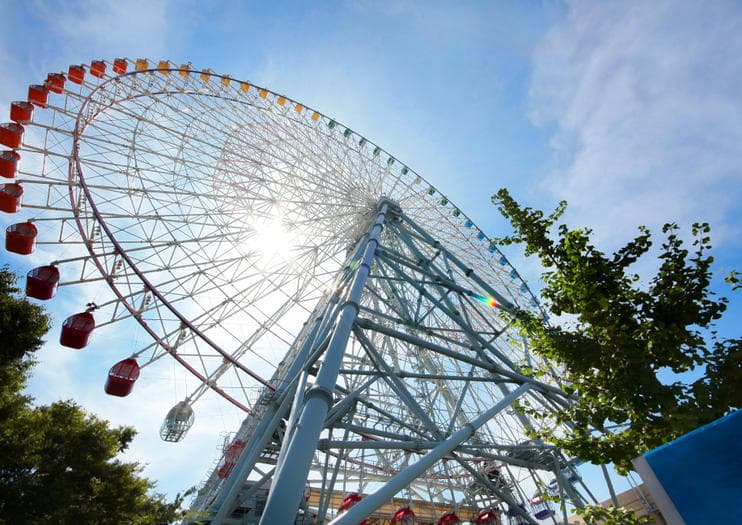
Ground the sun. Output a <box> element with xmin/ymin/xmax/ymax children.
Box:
<box><xmin>249</xmin><ymin>213</ymin><xmax>297</xmax><ymax>265</ymax></box>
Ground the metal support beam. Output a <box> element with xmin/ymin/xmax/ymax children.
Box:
<box><xmin>258</xmin><ymin>202</ymin><xmax>389</xmax><ymax>525</ymax></box>
<box><xmin>210</xmin><ymin>266</ymin><xmax>351</xmax><ymax>523</ymax></box>
<box><xmin>209</xmin><ymin>395</ymin><xmax>293</xmax><ymax>524</ymax></box>
<box><xmin>353</xmin><ymin>327</ymin><xmax>443</xmax><ymax>439</ymax></box>
<box><xmin>329</xmin><ymin>382</ymin><xmax>531</xmax><ymax>525</ymax></box>
<box><xmin>356</xmin><ymin>317</ymin><xmax>566</xmax><ymax>397</ymax></box>
<box><xmin>451</xmin><ymin>453</ymin><xmax>540</xmax><ymax>525</ymax></box>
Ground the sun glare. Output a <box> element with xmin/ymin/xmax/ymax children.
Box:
<box><xmin>249</xmin><ymin>215</ymin><xmax>297</xmax><ymax>264</ymax></box>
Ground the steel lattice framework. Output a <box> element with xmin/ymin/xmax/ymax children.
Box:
<box><xmin>1</xmin><ymin>58</ymin><xmax>609</xmax><ymax>525</ymax></box>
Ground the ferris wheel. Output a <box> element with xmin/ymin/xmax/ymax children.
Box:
<box><xmin>1</xmin><ymin>58</ymin><xmax>608</xmax><ymax>525</ymax></box>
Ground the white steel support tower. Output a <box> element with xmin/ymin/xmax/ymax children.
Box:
<box><xmin>195</xmin><ymin>199</ymin><xmax>592</xmax><ymax>525</ymax></box>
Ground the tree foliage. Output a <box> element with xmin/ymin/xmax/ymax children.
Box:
<box><xmin>0</xmin><ymin>266</ymin><xmax>188</xmax><ymax>524</ymax></box>
<box><xmin>576</xmin><ymin>504</ymin><xmax>654</xmax><ymax>525</ymax></box>
<box><xmin>492</xmin><ymin>190</ymin><xmax>741</xmax><ymax>473</ymax></box>
<box><xmin>0</xmin><ymin>267</ymin><xmax>49</xmax><ymax>429</ymax></box>
<box><xmin>0</xmin><ymin>266</ymin><xmax>50</xmax><ymax>362</ymax></box>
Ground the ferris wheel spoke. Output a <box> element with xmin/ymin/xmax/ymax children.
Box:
<box><xmin>85</xmin><ymin>87</ymin><xmax>361</xmax><ymax>207</ymax></box>
<box><xmin>98</xmin><ymin>254</ymin><xmax>300</xmax><ymax>384</ymax></box>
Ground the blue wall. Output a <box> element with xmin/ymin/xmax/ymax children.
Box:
<box><xmin>645</xmin><ymin>410</ymin><xmax>742</xmax><ymax>524</ymax></box>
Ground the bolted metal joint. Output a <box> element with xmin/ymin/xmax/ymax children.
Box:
<box><xmin>304</xmin><ymin>384</ymin><xmax>334</xmax><ymax>406</ymax></box>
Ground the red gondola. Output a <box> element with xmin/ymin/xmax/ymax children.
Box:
<box><xmin>337</xmin><ymin>493</ymin><xmax>369</xmax><ymax>525</ymax></box>
<box><xmin>437</xmin><ymin>512</ymin><xmax>461</xmax><ymax>525</ymax></box>
<box><xmin>105</xmin><ymin>358</ymin><xmax>140</xmax><ymax>397</ymax></box>
<box><xmin>113</xmin><ymin>58</ymin><xmax>127</xmax><ymax>75</ymax></box>
<box><xmin>90</xmin><ymin>60</ymin><xmax>106</xmax><ymax>78</ymax></box>
<box><xmin>0</xmin><ymin>150</ymin><xmax>20</xmax><ymax>178</ymax></box>
<box><xmin>475</xmin><ymin>509</ymin><xmax>499</xmax><ymax>524</ymax></box>
<box><xmin>0</xmin><ymin>183</ymin><xmax>23</xmax><ymax>213</ymax></box>
<box><xmin>26</xmin><ymin>265</ymin><xmax>59</xmax><ymax>300</ymax></box>
<box><xmin>217</xmin><ymin>439</ymin><xmax>246</xmax><ymax>479</ymax></box>
<box><xmin>0</xmin><ymin>122</ymin><xmax>24</xmax><ymax>148</ymax></box>
<box><xmin>10</xmin><ymin>101</ymin><xmax>33</xmax><ymax>124</ymax></box>
<box><xmin>27</xmin><ymin>84</ymin><xmax>49</xmax><ymax>107</ymax></box>
<box><xmin>5</xmin><ymin>222</ymin><xmax>37</xmax><ymax>254</ymax></box>
<box><xmin>60</xmin><ymin>312</ymin><xmax>95</xmax><ymax>349</ymax></box>
<box><xmin>68</xmin><ymin>64</ymin><xmax>85</xmax><ymax>84</ymax></box>
<box><xmin>45</xmin><ymin>73</ymin><xmax>66</xmax><ymax>94</ymax></box>
<box><xmin>339</xmin><ymin>493</ymin><xmax>362</xmax><ymax>512</ymax></box>
<box><xmin>391</xmin><ymin>507</ymin><xmax>416</xmax><ymax>525</ymax></box>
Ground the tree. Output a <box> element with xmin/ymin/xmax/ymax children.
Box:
<box><xmin>575</xmin><ymin>505</ymin><xmax>653</xmax><ymax>525</ymax></box>
<box><xmin>491</xmin><ymin>190</ymin><xmax>741</xmax><ymax>473</ymax></box>
<box><xmin>0</xmin><ymin>266</ymin><xmax>49</xmax><ymax>420</ymax></box>
<box><xmin>0</xmin><ymin>266</ymin><xmax>188</xmax><ymax>524</ymax></box>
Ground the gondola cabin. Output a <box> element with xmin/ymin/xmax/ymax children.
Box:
<box><xmin>60</xmin><ymin>312</ymin><xmax>95</xmax><ymax>349</ymax></box>
<box><xmin>0</xmin><ymin>150</ymin><xmax>20</xmax><ymax>178</ymax></box>
<box><xmin>113</xmin><ymin>58</ymin><xmax>127</xmax><ymax>74</ymax></box>
<box><xmin>90</xmin><ymin>60</ymin><xmax>106</xmax><ymax>78</ymax></box>
<box><xmin>0</xmin><ymin>122</ymin><xmax>24</xmax><ymax>149</ymax></box>
<box><xmin>0</xmin><ymin>183</ymin><xmax>23</xmax><ymax>212</ymax></box>
<box><xmin>391</xmin><ymin>507</ymin><xmax>416</xmax><ymax>525</ymax></box>
<box><xmin>6</xmin><ymin>222</ymin><xmax>37</xmax><ymax>254</ymax></box>
<box><xmin>336</xmin><ymin>493</ymin><xmax>368</xmax><ymax>524</ymax></box>
<box><xmin>338</xmin><ymin>493</ymin><xmax>362</xmax><ymax>512</ymax></box>
<box><xmin>105</xmin><ymin>358</ymin><xmax>140</xmax><ymax>397</ymax></box>
<box><xmin>9</xmin><ymin>101</ymin><xmax>33</xmax><ymax>124</ymax></box>
<box><xmin>27</xmin><ymin>85</ymin><xmax>48</xmax><ymax>107</ymax></box>
<box><xmin>160</xmin><ymin>400</ymin><xmax>194</xmax><ymax>442</ymax></box>
<box><xmin>530</xmin><ymin>495</ymin><xmax>554</xmax><ymax>520</ymax></box>
<box><xmin>437</xmin><ymin>512</ymin><xmax>461</xmax><ymax>525</ymax></box>
<box><xmin>475</xmin><ymin>509</ymin><xmax>499</xmax><ymax>525</ymax></box>
<box><xmin>25</xmin><ymin>265</ymin><xmax>59</xmax><ymax>300</ymax></box>
<box><xmin>45</xmin><ymin>73</ymin><xmax>66</xmax><ymax>94</ymax></box>
<box><xmin>68</xmin><ymin>65</ymin><xmax>85</xmax><ymax>84</ymax></box>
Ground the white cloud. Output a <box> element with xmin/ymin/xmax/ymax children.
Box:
<box><xmin>33</xmin><ymin>0</ymin><xmax>171</xmax><ymax>57</ymax></box>
<box><xmin>528</xmin><ymin>0</ymin><xmax>742</xmax><ymax>249</ymax></box>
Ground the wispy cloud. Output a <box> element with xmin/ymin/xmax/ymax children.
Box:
<box><xmin>528</xmin><ymin>0</ymin><xmax>742</xmax><ymax>249</ymax></box>
<box><xmin>33</xmin><ymin>0</ymin><xmax>171</xmax><ymax>57</ymax></box>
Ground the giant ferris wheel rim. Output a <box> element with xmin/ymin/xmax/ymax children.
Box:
<box><xmin>7</xmin><ymin>57</ymin><xmax>542</xmax><ymax>415</ymax></box>
<box><xmin>71</xmin><ymin>79</ymin><xmax>278</xmax><ymax>396</ymax></box>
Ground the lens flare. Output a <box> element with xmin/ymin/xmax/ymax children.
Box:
<box><xmin>472</xmin><ymin>292</ymin><xmax>499</xmax><ymax>308</ymax></box>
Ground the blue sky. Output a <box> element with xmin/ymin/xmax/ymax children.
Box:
<box><xmin>1</xmin><ymin>0</ymin><xmax>740</xmax><ymax>506</ymax></box>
